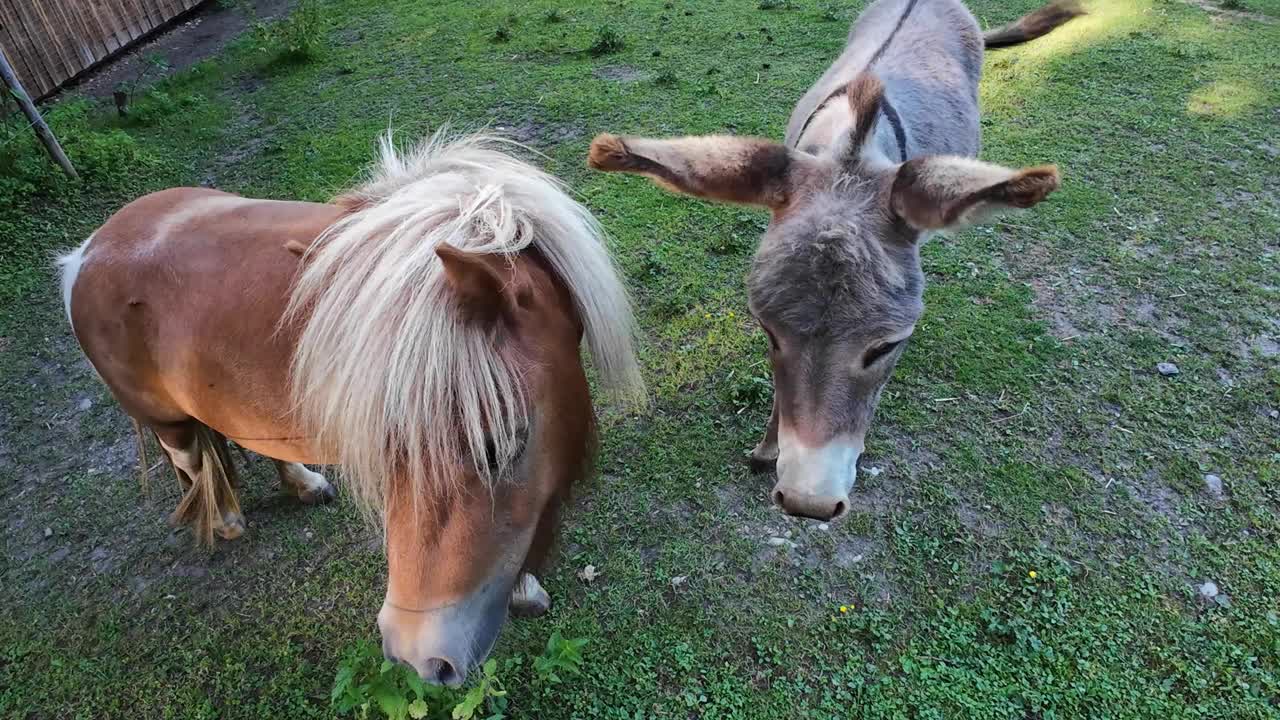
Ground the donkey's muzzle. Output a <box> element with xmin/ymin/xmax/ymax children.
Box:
<box><xmin>773</xmin><ymin>432</ymin><xmax>861</xmax><ymax>522</ymax></box>
<box><xmin>771</xmin><ymin>487</ymin><xmax>849</xmax><ymax>521</ymax></box>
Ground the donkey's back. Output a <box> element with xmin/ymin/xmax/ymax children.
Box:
<box><xmin>786</xmin><ymin>0</ymin><xmax>1082</xmax><ymax>159</ymax></box>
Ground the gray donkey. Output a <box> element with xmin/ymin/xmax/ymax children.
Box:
<box><xmin>589</xmin><ymin>0</ymin><xmax>1083</xmax><ymax>520</ymax></box>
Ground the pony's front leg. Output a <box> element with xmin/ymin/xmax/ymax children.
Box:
<box><xmin>274</xmin><ymin>461</ymin><xmax>337</xmax><ymax>505</ymax></box>
<box><xmin>509</xmin><ymin>573</ymin><xmax>551</xmax><ymax>617</ymax></box>
<box><xmin>748</xmin><ymin>390</ymin><xmax>780</xmax><ymax>473</ymax></box>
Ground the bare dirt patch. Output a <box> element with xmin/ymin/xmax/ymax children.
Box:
<box><xmin>593</xmin><ymin>65</ymin><xmax>648</xmax><ymax>83</ymax></box>
<box><xmin>493</xmin><ymin>117</ymin><xmax>585</xmax><ymax>147</ymax></box>
<box><xmin>956</xmin><ymin>498</ymin><xmax>1006</xmax><ymax>538</ymax></box>
<box><xmin>55</xmin><ymin>0</ymin><xmax>294</xmax><ymax>101</ymax></box>
<box><xmin>1241</xmin><ymin>333</ymin><xmax>1279</xmax><ymax>359</ymax></box>
<box><xmin>1178</xmin><ymin>0</ymin><xmax>1277</xmax><ymax>25</ymax></box>
<box><xmin>1020</xmin><ymin>246</ymin><xmax>1192</xmax><ymax>347</ymax></box>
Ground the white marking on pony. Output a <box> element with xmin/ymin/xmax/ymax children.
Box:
<box><xmin>509</xmin><ymin>573</ymin><xmax>551</xmax><ymax>617</ymax></box>
<box><xmin>149</xmin><ymin>194</ymin><xmax>251</xmax><ymax>255</ymax></box>
<box><xmin>277</xmin><ymin>461</ymin><xmax>336</xmax><ymax>504</ymax></box>
<box><xmin>56</xmin><ymin>234</ymin><xmax>94</xmax><ymax>334</ymax></box>
<box><xmin>284</xmin><ymin>130</ymin><xmax>645</xmax><ymax>523</ymax></box>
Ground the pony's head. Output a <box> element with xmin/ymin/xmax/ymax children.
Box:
<box><xmin>286</xmin><ymin>131</ymin><xmax>643</xmax><ymax>686</ymax></box>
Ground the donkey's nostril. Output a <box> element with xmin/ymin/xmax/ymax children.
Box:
<box><xmin>422</xmin><ymin>657</ymin><xmax>463</xmax><ymax>687</ymax></box>
<box><xmin>773</xmin><ymin>489</ymin><xmax>847</xmax><ymax>521</ymax></box>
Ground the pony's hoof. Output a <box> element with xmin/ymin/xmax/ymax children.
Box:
<box><xmin>300</xmin><ymin>481</ymin><xmax>337</xmax><ymax>505</ymax></box>
<box><xmin>509</xmin><ymin>574</ymin><xmax>551</xmax><ymax>618</ymax></box>
<box><xmin>216</xmin><ymin>512</ymin><xmax>246</xmax><ymax>540</ymax></box>
<box><xmin>747</xmin><ymin>447</ymin><xmax>778</xmax><ymax>474</ymax></box>
<box><xmin>288</xmin><ymin>465</ymin><xmax>336</xmax><ymax>505</ymax></box>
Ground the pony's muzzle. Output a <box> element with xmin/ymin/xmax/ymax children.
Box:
<box><xmin>377</xmin><ymin>579</ymin><xmax>510</xmax><ymax>687</ymax></box>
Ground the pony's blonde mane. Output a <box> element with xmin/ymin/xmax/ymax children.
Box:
<box><xmin>284</xmin><ymin>130</ymin><xmax>644</xmax><ymax>520</ymax></box>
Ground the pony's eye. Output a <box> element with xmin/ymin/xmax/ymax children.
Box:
<box><xmin>482</xmin><ymin>429</ymin><xmax>529</xmax><ymax>476</ymax></box>
<box><xmin>483</xmin><ymin>438</ymin><xmax>501</xmax><ymax>476</ymax></box>
<box><xmin>862</xmin><ymin>339</ymin><xmax>903</xmax><ymax>368</ymax></box>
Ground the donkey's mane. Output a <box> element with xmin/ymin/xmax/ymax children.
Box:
<box><xmin>284</xmin><ymin>130</ymin><xmax>644</xmax><ymax>521</ymax></box>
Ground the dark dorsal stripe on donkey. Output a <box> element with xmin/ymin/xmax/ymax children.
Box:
<box><xmin>589</xmin><ymin>0</ymin><xmax>1082</xmax><ymax>521</ymax></box>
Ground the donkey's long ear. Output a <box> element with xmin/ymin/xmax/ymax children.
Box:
<box><xmin>889</xmin><ymin>156</ymin><xmax>1059</xmax><ymax>231</ymax></box>
<box><xmin>588</xmin><ymin>133</ymin><xmax>796</xmax><ymax>210</ymax></box>
<box><xmin>436</xmin><ymin>244</ymin><xmax>521</xmax><ymax>327</ymax></box>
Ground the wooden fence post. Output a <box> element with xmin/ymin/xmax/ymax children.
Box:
<box><xmin>0</xmin><ymin>45</ymin><xmax>77</xmax><ymax>179</ymax></box>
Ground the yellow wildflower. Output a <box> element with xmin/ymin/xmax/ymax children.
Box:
<box><xmin>839</xmin><ymin>605</ymin><xmax>848</xmax><ymax>613</ymax></box>
<box><xmin>1028</xmin><ymin>570</ymin><xmax>1038</xmax><ymax>579</ymax></box>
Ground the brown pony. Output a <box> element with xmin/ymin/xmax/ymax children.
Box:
<box><xmin>58</xmin><ymin>131</ymin><xmax>643</xmax><ymax>686</ymax></box>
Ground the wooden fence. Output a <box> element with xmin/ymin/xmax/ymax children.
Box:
<box><xmin>0</xmin><ymin>0</ymin><xmax>206</xmax><ymax>100</ymax></box>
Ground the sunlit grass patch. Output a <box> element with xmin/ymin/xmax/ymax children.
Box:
<box><xmin>1186</xmin><ymin>78</ymin><xmax>1264</xmax><ymax>117</ymax></box>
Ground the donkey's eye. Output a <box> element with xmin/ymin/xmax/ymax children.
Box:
<box><xmin>762</xmin><ymin>326</ymin><xmax>780</xmax><ymax>352</ymax></box>
<box><xmin>862</xmin><ymin>339</ymin><xmax>903</xmax><ymax>368</ymax></box>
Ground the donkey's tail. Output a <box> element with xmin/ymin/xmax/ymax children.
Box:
<box><xmin>984</xmin><ymin>0</ymin><xmax>1085</xmax><ymax>49</ymax></box>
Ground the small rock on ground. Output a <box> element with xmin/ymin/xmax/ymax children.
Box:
<box><xmin>1197</xmin><ymin>580</ymin><xmax>1219</xmax><ymax>600</ymax></box>
<box><xmin>1156</xmin><ymin>362</ymin><xmax>1180</xmax><ymax>376</ymax></box>
<box><xmin>1203</xmin><ymin>474</ymin><xmax>1224</xmax><ymax>499</ymax></box>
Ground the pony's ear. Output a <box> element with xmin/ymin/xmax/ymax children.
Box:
<box><xmin>436</xmin><ymin>244</ymin><xmax>514</xmax><ymax>326</ymax></box>
<box><xmin>889</xmin><ymin>156</ymin><xmax>1060</xmax><ymax>231</ymax></box>
<box><xmin>588</xmin><ymin>133</ymin><xmax>797</xmax><ymax>210</ymax></box>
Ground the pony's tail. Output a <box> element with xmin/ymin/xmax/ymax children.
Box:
<box><xmin>132</xmin><ymin>417</ymin><xmax>151</xmax><ymax>496</ymax></box>
<box><xmin>164</xmin><ymin>425</ymin><xmax>242</xmax><ymax>547</ymax></box>
<box><xmin>984</xmin><ymin>0</ymin><xmax>1085</xmax><ymax>49</ymax></box>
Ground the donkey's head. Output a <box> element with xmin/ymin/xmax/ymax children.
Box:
<box><xmin>589</xmin><ymin>74</ymin><xmax>1058</xmax><ymax>521</ymax></box>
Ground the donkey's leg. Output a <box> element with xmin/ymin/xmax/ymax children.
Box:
<box><xmin>155</xmin><ymin>423</ymin><xmax>245</xmax><ymax>543</ymax></box>
<box><xmin>748</xmin><ymin>391</ymin><xmax>780</xmax><ymax>473</ymax></box>
<box><xmin>509</xmin><ymin>573</ymin><xmax>551</xmax><ymax>618</ymax></box>
<box><xmin>273</xmin><ymin>460</ymin><xmax>337</xmax><ymax>505</ymax></box>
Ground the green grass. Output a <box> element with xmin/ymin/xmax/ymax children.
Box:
<box><xmin>2</xmin><ymin>0</ymin><xmax>1278</xmax><ymax>718</ymax></box>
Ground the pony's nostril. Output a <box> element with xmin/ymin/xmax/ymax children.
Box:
<box><xmin>422</xmin><ymin>657</ymin><xmax>462</xmax><ymax>687</ymax></box>
<box><xmin>832</xmin><ymin>501</ymin><xmax>847</xmax><ymax>519</ymax></box>
<box><xmin>771</xmin><ymin>489</ymin><xmax>786</xmax><ymax>509</ymax></box>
